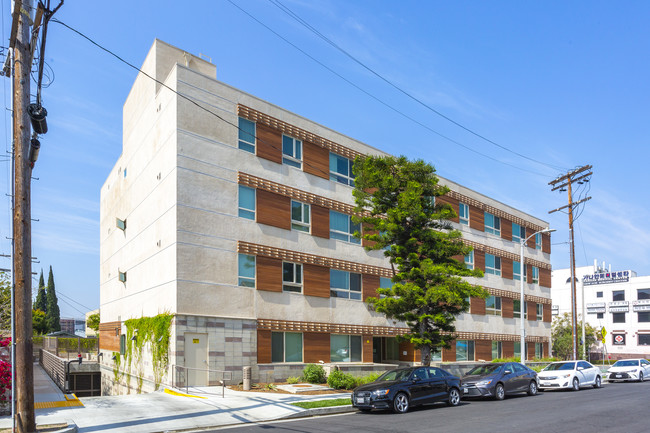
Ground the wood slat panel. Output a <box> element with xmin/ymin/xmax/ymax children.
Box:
<box><xmin>256</xmin><ymin>123</ymin><xmax>282</xmax><ymax>163</ymax></box>
<box><xmin>256</xmin><ymin>256</ymin><xmax>282</xmax><ymax>292</ymax></box>
<box><xmin>527</xmin><ymin>341</ymin><xmax>536</xmax><ymax>360</ymax></box>
<box><xmin>474</xmin><ymin>250</ymin><xmax>485</xmax><ymax>272</ymax></box>
<box><xmin>502</xmin><ymin>341</ymin><xmax>514</xmax><ymax>358</ymax></box>
<box><xmin>542</xmin><ymin>233</ymin><xmax>551</xmax><ymax>254</ymax></box>
<box><xmin>303</xmin><ymin>332</ymin><xmax>330</xmax><ymax>363</ymax></box>
<box><xmin>98</xmin><ymin>321</ymin><xmax>121</xmax><ymax>352</ymax></box>
<box><xmin>438</xmin><ymin>194</ymin><xmax>459</xmax><ymax>223</ymax></box>
<box><xmin>539</xmin><ymin>268</ymin><xmax>551</xmax><ymax>288</ymax></box>
<box><xmin>469</xmin><ymin>204</ymin><xmax>484</xmax><ymax>231</ymax></box>
<box><xmin>311</xmin><ymin>204</ymin><xmax>329</xmax><ymax>239</ymax></box>
<box><xmin>501</xmin><ymin>217</ymin><xmax>512</xmax><ymax>241</ymax></box>
<box><xmin>399</xmin><ymin>341</ymin><xmax>419</xmax><ymax>363</ymax></box>
<box><xmin>442</xmin><ymin>342</ymin><xmax>457</xmax><ymax>362</ymax></box>
<box><xmin>257</xmin><ymin>329</ymin><xmax>272</xmax><ymax>363</ymax></box>
<box><xmin>526</xmin><ymin>228</ymin><xmax>536</xmax><ymax>249</ymax></box>
<box><xmin>526</xmin><ymin>264</ymin><xmax>533</xmax><ymax>284</ymax></box>
<box><xmin>362</xmin><ymin>335</ymin><xmax>373</xmax><ymax>363</ymax></box>
<box><xmin>502</xmin><ymin>297</ymin><xmax>514</xmax><ymax>319</ymax></box>
<box><xmin>303</xmin><ymin>140</ymin><xmax>330</xmax><ymax>180</ymax></box>
<box><xmin>475</xmin><ymin>340</ymin><xmax>492</xmax><ymax>362</ymax></box>
<box><xmin>471</xmin><ymin>297</ymin><xmax>486</xmax><ymax>315</ymax></box>
<box><xmin>543</xmin><ymin>303</ymin><xmax>552</xmax><ymax>323</ymax></box>
<box><xmin>304</xmin><ymin>264</ymin><xmax>330</xmax><ymax>298</ymax></box>
<box><xmin>256</xmin><ymin>189</ymin><xmax>291</xmax><ymax>230</ymax></box>
<box><xmin>543</xmin><ymin>342</ymin><xmax>549</xmax><ymax>358</ymax></box>
<box><xmin>362</xmin><ymin>274</ymin><xmax>380</xmax><ymax>301</ymax></box>
<box><xmin>502</xmin><ymin>258</ymin><xmax>514</xmax><ymax>280</ymax></box>
<box><xmin>527</xmin><ymin>301</ymin><xmax>537</xmax><ymax>322</ymax></box>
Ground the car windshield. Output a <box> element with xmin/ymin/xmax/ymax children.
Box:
<box><xmin>543</xmin><ymin>362</ymin><xmax>575</xmax><ymax>371</ymax></box>
<box><xmin>466</xmin><ymin>364</ymin><xmax>501</xmax><ymax>375</ymax></box>
<box><xmin>377</xmin><ymin>369</ymin><xmax>412</xmax><ymax>382</ymax></box>
<box><xmin>613</xmin><ymin>360</ymin><xmax>639</xmax><ymax>367</ymax></box>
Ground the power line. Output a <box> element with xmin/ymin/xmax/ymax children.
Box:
<box><xmin>265</xmin><ymin>0</ymin><xmax>568</xmax><ymax>173</ymax></box>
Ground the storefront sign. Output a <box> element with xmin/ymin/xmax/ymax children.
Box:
<box><xmin>609</xmin><ymin>306</ymin><xmax>629</xmax><ymax>313</ymax></box>
<box><xmin>583</xmin><ymin>271</ymin><xmax>630</xmax><ymax>285</ymax></box>
<box><xmin>633</xmin><ymin>305</ymin><xmax>650</xmax><ymax>312</ymax></box>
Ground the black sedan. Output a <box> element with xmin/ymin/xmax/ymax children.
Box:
<box><xmin>352</xmin><ymin>366</ymin><xmax>463</xmax><ymax>413</ymax></box>
<box><xmin>461</xmin><ymin>362</ymin><xmax>538</xmax><ymax>400</ymax></box>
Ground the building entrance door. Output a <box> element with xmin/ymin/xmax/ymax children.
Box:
<box><xmin>373</xmin><ymin>337</ymin><xmax>382</xmax><ymax>363</ymax></box>
<box><xmin>185</xmin><ymin>332</ymin><xmax>208</xmax><ymax>386</ymax></box>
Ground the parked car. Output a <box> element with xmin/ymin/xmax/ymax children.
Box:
<box><xmin>352</xmin><ymin>366</ymin><xmax>463</xmax><ymax>413</ymax></box>
<box><xmin>607</xmin><ymin>358</ymin><xmax>650</xmax><ymax>382</ymax></box>
<box><xmin>462</xmin><ymin>362</ymin><xmax>538</xmax><ymax>400</ymax></box>
<box><xmin>537</xmin><ymin>360</ymin><xmax>602</xmax><ymax>391</ymax></box>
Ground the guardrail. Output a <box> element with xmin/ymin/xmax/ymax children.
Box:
<box><xmin>172</xmin><ymin>365</ymin><xmax>233</xmax><ymax>398</ymax></box>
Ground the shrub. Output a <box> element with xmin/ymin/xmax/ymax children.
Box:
<box><xmin>302</xmin><ymin>364</ymin><xmax>326</xmax><ymax>384</ymax></box>
<box><xmin>286</xmin><ymin>376</ymin><xmax>300</xmax><ymax>384</ymax></box>
<box><xmin>356</xmin><ymin>372</ymin><xmax>381</xmax><ymax>386</ymax></box>
<box><xmin>327</xmin><ymin>370</ymin><xmax>357</xmax><ymax>390</ymax></box>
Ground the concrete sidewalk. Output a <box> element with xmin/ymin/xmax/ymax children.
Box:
<box><xmin>1</xmin><ymin>364</ymin><xmax>354</xmax><ymax>432</ymax></box>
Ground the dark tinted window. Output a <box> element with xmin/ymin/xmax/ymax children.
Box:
<box><xmin>412</xmin><ymin>368</ymin><xmax>429</xmax><ymax>380</ymax></box>
<box><xmin>512</xmin><ymin>363</ymin><xmax>526</xmax><ymax>373</ymax></box>
<box><xmin>640</xmin><ymin>335</ymin><xmax>650</xmax><ymax>346</ymax></box>
<box><xmin>638</xmin><ymin>289</ymin><xmax>650</xmax><ymax>300</ymax></box>
<box><xmin>613</xmin><ymin>290</ymin><xmax>625</xmax><ymax>301</ymax></box>
<box><xmin>466</xmin><ymin>364</ymin><xmax>501</xmax><ymax>375</ymax></box>
<box><xmin>612</xmin><ymin>312</ymin><xmax>626</xmax><ymax>323</ymax></box>
<box><xmin>544</xmin><ymin>362</ymin><xmax>575</xmax><ymax>371</ymax></box>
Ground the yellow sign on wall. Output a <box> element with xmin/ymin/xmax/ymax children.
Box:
<box><xmin>193</xmin><ymin>339</ymin><xmax>200</xmax><ymax>344</ymax></box>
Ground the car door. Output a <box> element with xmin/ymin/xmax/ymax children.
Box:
<box><xmin>501</xmin><ymin>363</ymin><xmax>520</xmax><ymax>393</ymax></box>
<box><xmin>511</xmin><ymin>363</ymin><xmax>531</xmax><ymax>392</ymax></box>
<box><xmin>428</xmin><ymin>367</ymin><xmax>448</xmax><ymax>402</ymax></box>
<box><xmin>578</xmin><ymin>361</ymin><xmax>595</xmax><ymax>384</ymax></box>
<box><xmin>408</xmin><ymin>367</ymin><xmax>432</xmax><ymax>405</ymax></box>
<box><xmin>642</xmin><ymin>359</ymin><xmax>650</xmax><ymax>376</ymax></box>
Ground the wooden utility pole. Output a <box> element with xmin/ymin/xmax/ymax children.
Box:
<box><xmin>549</xmin><ymin>165</ymin><xmax>593</xmax><ymax>361</ymax></box>
<box><xmin>11</xmin><ymin>0</ymin><xmax>36</xmax><ymax>431</ymax></box>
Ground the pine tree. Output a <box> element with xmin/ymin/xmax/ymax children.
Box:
<box><xmin>34</xmin><ymin>269</ymin><xmax>47</xmax><ymax>314</ymax></box>
<box><xmin>45</xmin><ymin>266</ymin><xmax>61</xmax><ymax>332</ymax></box>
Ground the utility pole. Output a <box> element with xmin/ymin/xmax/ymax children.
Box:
<box><xmin>11</xmin><ymin>0</ymin><xmax>36</xmax><ymax>431</ymax></box>
<box><xmin>549</xmin><ymin>165</ymin><xmax>593</xmax><ymax>361</ymax></box>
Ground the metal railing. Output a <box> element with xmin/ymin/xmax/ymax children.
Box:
<box><xmin>172</xmin><ymin>365</ymin><xmax>232</xmax><ymax>398</ymax></box>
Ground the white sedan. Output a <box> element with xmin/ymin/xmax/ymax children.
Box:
<box><xmin>537</xmin><ymin>360</ymin><xmax>602</xmax><ymax>391</ymax></box>
<box><xmin>607</xmin><ymin>358</ymin><xmax>650</xmax><ymax>382</ymax></box>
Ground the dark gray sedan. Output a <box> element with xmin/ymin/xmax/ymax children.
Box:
<box><xmin>461</xmin><ymin>362</ymin><xmax>538</xmax><ymax>400</ymax></box>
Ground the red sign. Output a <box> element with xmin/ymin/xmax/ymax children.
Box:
<box><xmin>613</xmin><ymin>334</ymin><xmax>626</xmax><ymax>345</ymax></box>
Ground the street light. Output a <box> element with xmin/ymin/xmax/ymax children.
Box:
<box><xmin>520</xmin><ymin>227</ymin><xmax>555</xmax><ymax>365</ymax></box>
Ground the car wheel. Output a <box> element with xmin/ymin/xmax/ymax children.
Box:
<box><xmin>593</xmin><ymin>376</ymin><xmax>601</xmax><ymax>389</ymax></box>
<box><xmin>527</xmin><ymin>380</ymin><xmax>538</xmax><ymax>396</ymax></box>
<box><xmin>392</xmin><ymin>392</ymin><xmax>409</xmax><ymax>414</ymax></box>
<box><xmin>639</xmin><ymin>372</ymin><xmax>644</xmax><ymax>382</ymax></box>
<box><xmin>572</xmin><ymin>377</ymin><xmax>580</xmax><ymax>391</ymax></box>
<box><xmin>494</xmin><ymin>383</ymin><xmax>505</xmax><ymax>400</ymax></box>
<box><xmin>447</xmin><ymin>388</ymin><xmax>460</xmax><ymax>406</ymax></box>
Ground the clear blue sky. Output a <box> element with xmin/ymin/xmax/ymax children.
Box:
<box><xmin>2</xmin><ymin>1</ymin><xmax>649</xmax><ymax>319</ymax></box>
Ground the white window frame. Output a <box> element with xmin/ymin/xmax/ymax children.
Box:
<box><xmin>486</xmin><ymin>295</ymin><xmax>502</xmax><ymax>316</ymax></box>
<box><xmin>485</xmin><ymin>254</ymin><xmax>501</xmax><ymax>276</ymax></box>
<box><xmin>271</xmin><ymin>331</ymin><xmax>303</xmax><ymax>363</ymax></box>
<box><xmin>535</xmin><ymin>233</ymin><xmax>542</xmax><ymax>250</ymax></box>
<box><xmin>459</xmin><ymin>202</ymin><xmax>469</xmax><ymax>226</ymax></box>
<box><xmin>484</xmin><ymin>212</ymin><xmax>501</xmax><ymax>236</ymax></box>
<box><xmin>513</xmin><ymin>261</ymin><xmax>527</xmax><ymax>281</ymax></box>
<box><xmin>238</xmin><ymin>253</ymin><xmax>256</xmax><ymax>288</ymax></box>
<box><xmin>492</xmin><ymin>341</ymin><xmax>502</xmax><ymax>359</ymax></box>
<box><xmin>329</xmin><ymin>153</ymin><xmax>355</xmax><ymax>186</ymax></box>
<box><xmin>282</xmin><ymin>135</ymin><xmax>302</xmax><ymax>168</ymax></box>
<box><xmin>330</xmin><ymin>269</ymin><xmax>362</xmax><ymax>300</ymax></box>
<box><xmin>282</xmin><ymin>262</ymin><xmax>303</xmax><ymax>293</ymax></box>
<box><xmin>291</xmin><ymin>200</ymin><xmax>310</xmax><ymax>233</ymax></box>
<box><xmin>238</xmin><ymin>117</ymin><xmax>256</xmax><ymax>153</ymax></box>
<box><xmin>512</xmin><ymin>222</ymin><xmax>526</xmax><ymax>243</ymax></box>
<box><xmin>464</xmin><ymin>250</ymin><xmax>474</xmax><ymax>270</ymax></box>
<box><xmin>536</xmin><ymin>303</ymin><xmax>543</xmax><ymax>321</ymax></box>
<box><xmin>532</xmin><ymin>266</ymin><xmax>539</xmax><ymax>285</ymax></box>
<box><xmin>329</xmin><ymin>210</ymin><xmax>361</xmax><ymax>244</ymax></box>
<box><xmin>513</xmin><ymin>299</ymin><xmax>521</xmax><ymax>318</ymax></box>
<box><xmin>238</xmin><ymin>185</ymin><xmax>256</xmax><ymax>220</ymax></box>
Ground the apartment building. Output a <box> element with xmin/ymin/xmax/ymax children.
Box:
<box><xmin>98</xmin><ymin>40</ymin><xmax>553</xmax><ymax>393</ymax></box>
<box><xmin>552</xmin><ymin>260</ymin><xmax>650</xmax><ymax>359</ymax></box>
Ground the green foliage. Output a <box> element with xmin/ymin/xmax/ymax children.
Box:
<box><xmin>45</xmin><ymin>266</ymin><xmax>61</xmax><ymax>332</ymax></box>
<box><xmin>112</xmin><ymin>352</ymin><xmax>124</xmax><ymax>385</ymax></box>
<box><xmin>355</xmin><ymin>372</ymin><xmax>381</xmax><ymax>386</ymax></box>
<box><xmin>291</xmin><ymin>398</ymin><xmax>351</xmax><ymax>409</ymax></box>
<box><xmin>87</xmin><ymin>313</ymin><xmax>100</xmax><ymax>333</ymax></box>
<box><xmin>352</xmin><ymin>155</ymin><xmax>487</xmax><ymax>365</ymax></box>
<box><xmin>34</xmin><ymin>269</ymin><xmax>47</xmax><ymax>315</ymax></box>
<box><xmin>302</xmin><ymin>364</ymin><xmax>327</xmax><ymax>384</ymax></box>
<box><xmin>286</xmin><ymin>376</ymin><xmax>301</xmax><ymax>384</ymax></box>
<box><xmin>0</xmin><ymin>272</ymin><xmax>10</xmax><ymax>330</ymax></box>
<box><xmin>265</xmin><ymin>383</ymin><xmax>277</xmax><ymax>391</ymax></box>
<box><xmin>552</xmin><ymin>312</ymin><xmax>598</xmax><ymax>360</ymax></box>
<box><xmin>327</xmin><ymin>370</ymin><xmax>357</xmax><ymax>390</ymax></box>
<box><xmin>32</xmin><ymin>309</ymin><xmax>48</xmax><ymax>334</ymax></box>
<box><xmin>491</xmin><ymin>356</ymin><xmax>559</xmax><ymax>363</ymax></box>
<box><xmin>124</xmin><ymin>313</ymin><xmax>174</xmax><ymax>392</ymax></box>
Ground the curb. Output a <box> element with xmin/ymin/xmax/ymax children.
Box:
<box><xmin>282</xmin><ymin>405</ymin><xmax>357</xmax><ymax>420</ymax></box>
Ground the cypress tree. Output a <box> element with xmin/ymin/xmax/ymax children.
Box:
<box><xmin>45</xmin><ymin>266</ymin><xmax>61</xmax><ymax>332</ymax></box>
<box><xmin>34</xmin><ymin>269</ymin><xmax>47</xmax><ymax>313</ymax></box>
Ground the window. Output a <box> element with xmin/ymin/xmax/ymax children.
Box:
<box><xmin>456</xmin><ymin>340</ymin><xmax>475</xmax><ymax>361</ymax></box>
<box><xmin>238</xmin><ymin>254</ymin><xmax>256</xmax><ymax>288</ymax></box>
<box><xmin>330</xmin><ymin>269</ymin><xmax>361</xmax><ymax>300</ymax></box>
<box><xmin>329</xmin><ymin>210</ymin><xmax>360</xmax><ymax>244</ymax></box>
<box><xmin>484</xmin><ymin>212</ymin><xmax>500</xmax><ymax>236</ymax></box>
<box><xmin>639</xmin><ymin>334</ymin><xmax>650</xmax><ymax>346</ymax></box>
<box><xmin>282</xmin><ymin>135</ymin><xmax>302</xmax><ymax>168</ymax></box>
<box><xmin>282</xmin><ymin>262</ymin><xmax>302</xmax><ymax>293</ymax></box>
<box><xmin>513</xmin><ymin>341</ymin><xmax>521</xmax><ymax>359</ymax></box>
<box><xmin>492</xmin><ymin>341</ymin><xmax>502</xmax><ymax>359</ymax></box>
<box><xmin>118</xmin><ymin>271</ymin><xmax>127</xmax><ymax>283</ymax></box>
<box><xmin>612</xmin><ymin>312</ymin><xmax>626</xmax><ymax>323</ymax></box>
<box><xmin>513</xmin><ymin>261</ymin><xmax>526</xmax><ymax>281</ymax></box>
<box><xmin>120</xmin><ymin>334</ymin><xmax>126</xmax><ymax>355</ymax></box>
<box><xmin>238</xmin><ymin>185</ymin><xmax>255</xmax><ymax>220</ymax></box>
<box><xmin>290</xmin><ymin>200</ymin><xmax>310</xmax><ymax>232</ymax></box>
<box><xmin>330</xmin><ymin>334</ymin><xmax>361</xmax><ymax>362</ymax></box>
<box><xmin>613</xmin><ymin>290</ymin><xmax>625</xmax><ymax>301</ymax></box>
<box><xmin>464</xmin><ymin>250</ymin><xmax>474</xmax><ymax>270</ymax></box>
<box><xmin>596</xmin><ymin>291</ymin><xmax>603</xmax><ymax>298</ymax></box>
<box><xmin>379</xmin><ymin>277</ymin><xmax>392</xmax><ymax>289</ymax></box>
<box><xmin>486</xmin><ymin>296</ymin><xmax>502</xmax><ymax>316</ymax></box>
<box><xmin>532</xmin><ymin>266</ymin><xmax>539</xmax><ymax>285</ymax></box>
<box><xmin>596</xmin><ymin>313</ymin><xmax>604</xmax><ymax>319</ymax></box>
<box><xmin>536</xmin><ymin>303</ymin><xmax>543</xmax><ymax>321</ymax></box>
<box><xmin>512</xmin><ymin>223</ymin><xmax>526</xmax><ymax>243</ymax></box>
<box><xmin>535</xmin><ymin>233</ymin><xmax>542</xmax><ymax>250</ymax></box>
<box><xmin>329</xmin><ymin>153</ymin><xmax>354</xmax><ymax>186</ymax></box>
<box><xmin>271</xmin><ymin>332</ymin><xmax>303</xmax><ymax>362</ymax></box>
<box><xmin>238</xmin><ymin>117</ymin><xmax>256</xmax><ymax>153</ymax></box>
<box><xmin>638</xmin><ymin>289</ymin><xmax>650</xmax><ymax>300</ymax></box>
<box><xmin>535</xmin><ymin>343</ymin><xmax>543</xmax><ymax>358</ymax></box>
<box><xmin>485</xmin><ymin>254</ymin><xmax>501</xmax><ymax>276</ymax></box>
<box><xmin>513</xmin><ymin>299</ymin><xmax>521</xmax><ymax>318</ymax></box>
<box><xmin>116</xmin><ymin>218</ymin><xmax>126</xmax><ymax>231</ymax></box>
<box><xmin>458</xmin><ymin>203</ymin><xmax>469</xmax><ymax>226</ymax></box>
<box><xmin>638</xmin><ymin>312</ymin><xmax>650</xmax><ymax>323</ymax></box>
